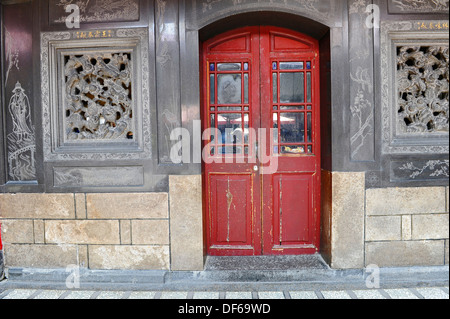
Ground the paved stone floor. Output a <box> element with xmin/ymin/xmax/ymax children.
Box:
<box><xmin>0</xmin><ymin>286</ymin><xmax>448</xmax><ymax>299</ymax></box>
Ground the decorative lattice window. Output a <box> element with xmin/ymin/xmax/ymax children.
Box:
<box><xmin>381</xmin><ymin>20</ymin><xmax>449</xmax><ymax>154</ymax></box>
<box><xmin>41</xmin><ymin>28</ymin><xmax>151</xmax><ymax>161</ymax></box>
<box><xmin>397</xmin><ymin>45</ymin><xmax>449</xmax><ymax>134</ymax></box>
<box><xmin>64</xmin><ymin>53</ymin><xmax>134</xmax><ymax>141</ymax></box>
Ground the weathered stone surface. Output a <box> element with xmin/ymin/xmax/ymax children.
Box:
<box><xmin>131</xmin><ymin>220</ymin><xmax>169</xmax><ymax>245</ymax></box>
<box><xmin>330</xmin><ymin>172</ymin><xmax>365</xmax><ymax>269</ymax></box>
<box><xmin>445</xmin><ymin>240</ymin><xmax>449</xmax><ymax>265</ymax></box>
<box><xmin>86</xmin><ymin>193</ymin><xmax>169</xmax><ymax>219</ymax></box>
<box><xmin>45</xmin><ymin>220</ymin><xmax>120</xmax><ymax>245</ymax></box>
<box><xmin>169</xmin><ymin>175</ymin><xmax>204</xmax><ymax>271</ymax></box>
<box><xmin>366</xmin><ymin>216</ymin><xmax>401</xmax><ymax>242</ymax></box>
<box><xmin>0</xmin><ymin>220</ymin><xmax>34</xmax><ymax>244</ymax></box>
<box><xmin>365</xmin><ymin>241</ymin><xmax>445</xmax><ymax>267</ymax></box>
<box><xmin>412</xmin><ymin>214</ymin><xmax>449</xmax><ymax>240</ymax></box>
<box><xmin>366</xmin><ymin>187</ymin><xmax>446</xmax><ymax>216</ymax></box>
<box><xmin>402</xmin><ymin>215</ymin><xmax>412</xmax><ymax>241</ymax></box>
<box><xmin>0</xmin><ymin>194</ymin><xmax>75</xmax><ymax>219</ymax></box>
<box><xmin>4</xmin><ymin>244</ymin><xmax>80</xmax><ymax>268</ymax></box>
<box><xmin>75</xmin><ymin>194</ymin><xmax>87</xmax><ymax>219</ymax></box>
<box><xmin>120</xmin><ymin>220</ymin><xmax>132</xmax><ymax>245</ymax></box>
<box><xmin>34</xmin><ymin>220</ymin><xmax>45</xmax><ymax>244</ymax></box>
<box><xmin>88</xmin><ymin>245</ymin><xmax>170</xmax><ymax>270</ymax></box>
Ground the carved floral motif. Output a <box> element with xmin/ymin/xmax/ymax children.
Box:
<box><xmin>397</xmin><ymin>46</ymin><xmax>449</xmax><ymax>133</ymax></box>
<box><xmin>64</xmin><ymin>53</ymin><xmax>134</xmax><ymax>140</ymax></box>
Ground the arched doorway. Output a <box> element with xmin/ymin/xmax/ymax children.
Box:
<box><xmin>201</xmin><ymin>26</ymin><xmax>322</xmax><ymax>256</ymax></box>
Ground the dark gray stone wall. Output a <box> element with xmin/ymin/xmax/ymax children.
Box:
<box><xmin>0</xmin><ymin>0</ymin><xmax>448</xmax><ymax>194</ymax></box>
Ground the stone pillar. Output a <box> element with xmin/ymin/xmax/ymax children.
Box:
<box><xmin>169</xmin><ymin>175</ymin><xmax>204</xmax><ymax>271</ymax></box>
<box><xmin>330</xmin><ymin>172</ymin><xmax>366</xmax><ymax>269</ymax></box>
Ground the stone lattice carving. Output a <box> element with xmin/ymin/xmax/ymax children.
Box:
<box><xmin>397</xmin><ymin>45</ymin><xmax>449</xmax><ymax>133</ymax></box>
<box><xmin>64</xmin><ymin>53</ymin><xmax>134</xmax><ymax>140</ymax></box>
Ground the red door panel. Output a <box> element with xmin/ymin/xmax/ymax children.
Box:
<box><xmin>202</xmin><ymin>26</ymin><xmax>321</xmax><ymax>256</ymax></box>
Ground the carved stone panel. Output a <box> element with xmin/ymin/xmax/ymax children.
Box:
<box><xmin>41</xmin><ymin>28</ymin><xmax>151</xmax><ymax>161</ymax></box>
<box><xmin>391</xmin><ymin>159</ymin><xmax>449</xmax><ymax>182</ymax></box>
<box><xmin>388</xmin><ymin>0</ymin><xmax>450</xmax><ymax>14</ymax></box>
<box><xmin>348</xmin><ymin>0</ymin><xmax>375</xmax><ymax>162</ymax></box>
<box><xmin>2</xmin><ymin>3</ymin><xmax>37</xmax><ymax>182</ymax></box>
<box><xmin>381</xmin><ymin>20</ymin><xmax>449</xmax><ymax>155</ymax></box>
<box><xmin>397</xmin><ymin>45</ymin><xmax>449</xmax><ymax>134</ymax></box>
<box><xmin>49</xmin><ymin>0</ymin><xmax>140</xmax><ymax>25</ymax></box>
<box><xmin>156</xmin><ymin>0</ymin><xmax>182</xmax><ymax>164</ymax></box>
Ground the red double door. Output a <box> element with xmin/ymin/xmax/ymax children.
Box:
<box><xmin>202</xmin><ymin>26</ymin><xmax>321</xmax><ymax>256</ymax></box>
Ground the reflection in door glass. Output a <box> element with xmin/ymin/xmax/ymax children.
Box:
<box><xmin>279</xmin><ymin>62</ymin><xmax>304</xmax><ymax>70</ymax></box>
<box><xmin>307</xmin><ymin>72</ymin><xmax>312</xmax><ymax>103</ymax></box>
<box><xmin>210</xmin><ymin>74</ymin><xmax>215</xmax><ymax>104</ymax></box>
<box><xmin>280</xmin><ymin>113</ymin><xmax>305</xmax><ymax>144</ymax></box>
<box><xmin>217</xmin><ymin>113</ymin><xmax>243</xmax><ymax>154</ymax></box>
<box><xmin>217</xmin><ymin>63</ymin><xmax>241</xmax><ymax>71</ymax></box>
<box><xmin>218</xmin><ymin>74</ymin><xmax>242</xmax><ymax>104</ymax></box>
<box><xmin>280</xmin><ymin>73</ymin><xmax>304</xmax><ymax>103</ymax></box>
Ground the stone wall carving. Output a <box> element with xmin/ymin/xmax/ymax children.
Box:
<box><xmin>49</xmin><ymin>0</ymin><xmax>140</xmax><ymax>24</ymax></box>
<box><xmin>64</xmin><ymin>53</ymin><xmax>134</xmax><ymax>141</ymax></box>
<box><xmin>7</xmin><ymin>82</ymin><xmax>36</xmax><ymax>181</ymax></box>
<box><xmin>380</xmin><ymin>20</ymin><xmax>449</xmax><ymax>154</ymax></box>
<box><xmin>388</xmin><ymin>0</ymin><xmax>449</xmax><ymax>14</ymax></box>
<box><xmin>397</xmin><ymin>45</ymin><xmax>449</xmax><ymax>134</ymax></box>
<box><xmin>41</xmin><ymin>28</ymin><xmax>151</xmax><ymax>161</ymax></box>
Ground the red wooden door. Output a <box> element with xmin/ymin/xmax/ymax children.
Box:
<box><xmin>202</xmin><ymin>27</ymin><xmax>321</xmax><ymax>256</ymax></box>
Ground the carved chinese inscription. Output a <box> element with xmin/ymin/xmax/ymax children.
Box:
<box><xmin>64</xmin><ymin>53</ymin><xmax>134</xmax><ymax>141</ymax></box>
<box><xmin>397</xmin><ymin>45</ymin><xmax>449</xmax><ymax>134</ymax></box>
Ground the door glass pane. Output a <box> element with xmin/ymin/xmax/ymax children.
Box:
<box><xmin>218</xmin><ymin>113</ymin><xmax>243</xmax><ymax>153</ymax></box>
<box><xmin>280</xmin><ymin>72</ymin><xmax>304</xmax><ymax>103</ymax></box>
<box><xmin>244</xmin><ymin>74</ymin><xmax>249</xmax><ymax>104</ymax></box>
<box><xmin>307</xmin><ymin>72</ymin><xmax>312</xmax><ymax>103</ymax></box>
<box><xmin>217</xmin><ymin>63</ymin><xmax>241</xmax><ymax>71</ymax></box>
<box><xmin>280</xmin><ymin>113</ymin><xmax>305</xmax><ymax>143</ymax></box>
<box><xmin>273</xmin><ymin>113</ymin><xmax>279</xmax><ymax>144</ymax></box>
<box><xmin>218</xmin><ymin>74</ymin><xmax>242</xmax><ymax>104</ymax></box>
<box><xmin>210</xmin><ymin>74</ymin><xmax>215</xmax><ymax>105</ymax></box>
<box><xmin>273</xmin><ymin>73</ymin><xmax>278</xmax><ymax>103</ymax></box>
<box><xmin>280</xmin><ymin>105</ymin><xmax>304</xmax><ymax>110</ymax></box>
<box><xmin>307</xmin><ymin>112</ymin><xmax>312</xmax><ymax>143</ymax></box>
<box><xmin>244</xmin><ymin>114</ymin><xmax>249</xmax><ymax>144</ymax></box>
<box><xmin>281</xmin><ymin>145</ymin><xmax>305</xmax><ymax>154</ymax></box>
<box><xmin>280</xmin><ymin>62</ymin><xmax>304</xmax><ymax>70</ymax></box>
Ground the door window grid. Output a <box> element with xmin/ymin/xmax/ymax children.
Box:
<box><xmin>272</xmin><ymin>60</ymin><xmax>314</xmax><ymax>155</ymax></box>
<box><xmin>208</xmin><ymin>62</ymin><xmax>251</xmax><ymax>156</ymax></box>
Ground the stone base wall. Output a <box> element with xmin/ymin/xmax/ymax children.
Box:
<box><xmin>324</xmin><ymin>172</ymin><xmax>449</xmax><ymax>269</ymax></box>
<box><xmin>0</xmin><ymin>173</ymin><xmax>448</xmax><ymax>271</ymax></box>
<box><xmin>365</xmin><ymin>187</ymin><xmax>449</xmax><ymax>267</ymax></box>
<box><xmin>0</xmin><ymin>176</ymin><xmax>204</xmax><ymax>271</ymax></box>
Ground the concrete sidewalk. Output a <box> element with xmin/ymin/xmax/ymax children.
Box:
<box><xmin>0</xmin><ymin>259</ymin><xmax>448</xmax><ymax>299</ymax></box>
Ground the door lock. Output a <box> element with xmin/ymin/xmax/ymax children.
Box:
<box><xmin>254</xmin><ymin>165</ymin><xmax>259</xmax><ymax>172</ymax></box>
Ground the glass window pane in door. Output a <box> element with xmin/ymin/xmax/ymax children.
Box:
<box><xmin>280</xmin><ymin>73</ymin><xmax>304</xmax><ymax>103</ymax></box>
<box><xmin>280</xmin><ymin>113</ymin><xmax>305</xmax><ymax>143</ymax></box>
<box><xmin>218</xmin><ymin>74</ymin><xmax>242</xmax><ymax>104</ymax></box>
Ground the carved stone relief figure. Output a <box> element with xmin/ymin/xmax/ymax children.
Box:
<box><xmin>7</xmin><ymin>82</ymin><xmax>36</xmax><ymax>181</ymax></box>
